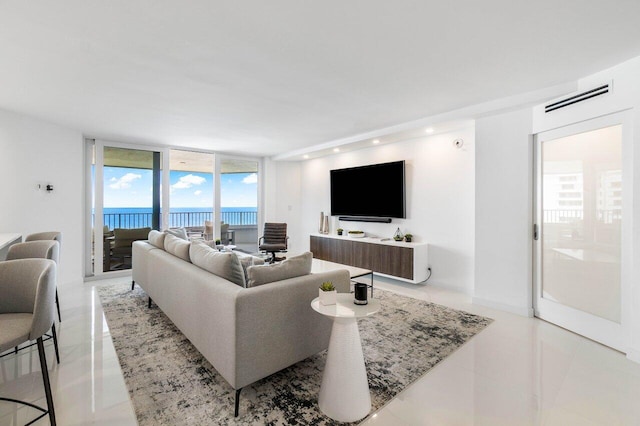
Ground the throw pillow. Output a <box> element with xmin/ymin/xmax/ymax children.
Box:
<box><xmin>164</xmin><ymin>232</ymin><xmax>191</xmax><ymax>262</ymax></box>
<box><xmin>236</xmin><ymin>253</ymin><xmax>265</xmax><ymax>283</ymax></box>
<box><xmin>246</xmin><ymin>251</ymin><xmax>312</xmax><ymax>288</ymax></box>
<box><xmin>165</xmin><ymin>227</ymin><xmax>188</xmax><ymax>240</ymax></box>
<box><xmin>189</xmin><ymin>241</ymin><xmax>246</xmax><ymax>287</ymax></box>
<box><xmin>148</xmin><ymin>230</ymin><xmax>165</xmax><ymax>249</ymax></box>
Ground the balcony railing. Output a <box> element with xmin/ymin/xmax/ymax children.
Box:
<box><xmin>169</xmin><ymin>211</ymin><xmax>213</xmax><ymax>228</ymax></box>
<box><xmin>103</xmin><ymin>212</ymin><xmax>153</xmax><ymax>229</ymax></box>
<box><xmin>101</xmin><ymin>210</ymin><xmax>257</xmax><ymax>230</ymax></box>
<box><xmin>543</xmin><ymin>209</ymin><xmax>621</xmax><ymax>224</ymax></box>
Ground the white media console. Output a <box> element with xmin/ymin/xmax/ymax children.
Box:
<box><xmin>310</xmin><ymin>233</ymin><xmax>429</xmax><ymax>284</ymax></box>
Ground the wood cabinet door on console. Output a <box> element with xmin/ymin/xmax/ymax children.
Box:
<box><xmin>351</xmin><ymin>241</ymin><xmax>373</xmax><ymax>270</ymax></box>
<box><xmin>372</xmin><ymin>245</ymin><xmax>414</xmax><ymax>280</ymax></box>
<box><xmin>330</xmin><ymin>238</ymin><xmax>354</xmax><ymax>265</ymax></box>
<box><xmin>310</xmin><ymin>236</ymin><xmax>329</xmax><ymax>260</ymax></box>
<box><xmin>311</xmin><ymin>236</ymin><xmax>355</xmax><ymax>264</ymax></box>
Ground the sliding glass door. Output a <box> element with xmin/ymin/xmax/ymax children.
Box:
<box><xmin>534</xmin><ymin>113</ymin><xmax>630</xmax><ymax>351</ymax></box>
<box><xmin>217</xmin><ymin>157</ymin><xmax>260</xmax><ymax>253</ymax></box>
<box><xmin>87</xmin><ymin>140</ymin><xmax>162</xmax><ymax>276</ymax></box>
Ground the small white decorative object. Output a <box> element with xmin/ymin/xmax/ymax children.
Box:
<box><xmin>348</xmin><ymin>231</ymin><xmax>365</xmax><ymax>238</ymax></box>
<box><xmin>319</xmin><ymin>288</ymin><xmax>337</xmax><ymax>306</ymax></box>
<box><xmin>319</xmin><ymin>212</ymin><xmax>325</xmax><ymax>233</ymax></box>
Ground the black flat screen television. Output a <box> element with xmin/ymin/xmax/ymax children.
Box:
<box><xmin>330</xmin><ymin>160</ymin><xmax>406</xmax><ymax>219</ymax></box>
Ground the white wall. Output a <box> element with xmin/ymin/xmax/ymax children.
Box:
<box><xmin>473</xmin><ymin>109</ymin><xmax>534</xmax><ymax>316</ymax></box>
<box><xmin>263</xmin><ymin>159</ymin><xmax>304</xmax><ymax>254</ymax></box>
<box><xmin>0</xmin><ymin>108</ymin><xmax>84</xmax><ymax>286</ymax></box>
<box><xmin>272</xmin><ymin>127</ymin><xmax>476</xmax><ymax>292</ymax></box>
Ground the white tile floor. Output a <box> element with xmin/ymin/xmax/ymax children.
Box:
<box><xmin>2</xmin><ymin>275</ymin><xmax>640</xmax><ymax>425</ymax></box>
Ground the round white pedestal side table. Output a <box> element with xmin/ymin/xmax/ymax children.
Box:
<box><xmin>311</xmin><ymin>293</ymin><xmax>380</xmax><ymax>422</ymax></box>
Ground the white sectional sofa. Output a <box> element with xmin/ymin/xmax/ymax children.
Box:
<box><xmin>131</xmin><ymin>231</ymin><xmax>350</xmax><ymax>416</ymax></box>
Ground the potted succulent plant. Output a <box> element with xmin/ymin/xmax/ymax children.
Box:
<box><xmin>215</xmin><ymin>238</ymin><xmax>223</xmax><ymax>250</ymax></box>
<box><xmin>337</xmin><ymin>228</ymin><xmax>344</xmax><ymax>236</ymax></box>
<box><xmin>319</xmin><ymin>281</ymin><xmax>337</xmax><ymax>305</ymax></box>
<box><xmin>404</xmin><ymin>233</ymin><xmax>413</xmax><ymax>242</ymax></box>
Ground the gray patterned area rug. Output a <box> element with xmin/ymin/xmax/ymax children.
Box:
<box><xmin>97</xmin><ymin>284</ymin><xmax>492</xmax><ymax>425</ymax></box>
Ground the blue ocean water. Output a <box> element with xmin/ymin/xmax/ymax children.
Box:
<box><xmin>100</xmin><ymin>207</ymin><xmax>257</xmax><ymax>228</ymax></box>
<box><xmin>102</xmin><ymin>207</ymin><xmax>256</xmax><ymax>214</ymax></box>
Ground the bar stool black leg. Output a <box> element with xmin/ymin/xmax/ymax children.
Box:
<box><xmin>51</xmin><ymin>323</ymin><xmax>60</xmax><ymax>364</ymax></box>
<box><xmin>55</xmin><ymin>289</ymin><xmax>61</xmax><ymax>322</ymax></box>
<box><xmin>37</xmin><ymin>337</ymin><xmax>57</xmax><ymax>426</ymax></box>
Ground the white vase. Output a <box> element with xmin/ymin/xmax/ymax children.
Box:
<box><xmin>319</xmin><ymin>289</ymin><xmax>337</xmax><ymax>305</ymax></box>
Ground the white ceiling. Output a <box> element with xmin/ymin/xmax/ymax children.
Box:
<box><xmin>1</xmin><ymin>1</ymin><xmax>640</xmax><ymax>158</ymax></box>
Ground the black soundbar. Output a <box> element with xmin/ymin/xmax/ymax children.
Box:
<box><xmin>338</xmin><ymin>216</ymin><xmax>392</xmax><ymax>223</ymax></box>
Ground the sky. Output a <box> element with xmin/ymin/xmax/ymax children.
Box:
<box><xmin>102</xmin><ymin>167</ymin><xmax>257</xmax><ymax>208</ymax></box>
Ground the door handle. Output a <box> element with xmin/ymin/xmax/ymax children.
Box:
<box><xmin>533</xmin><ymin>224</ymin><xmax>539</xmax><ymax>241</ymax></box>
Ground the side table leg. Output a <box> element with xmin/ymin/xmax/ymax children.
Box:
<box><xmin>319</xmin><ymin>317</ymin><xmax>371</xmax><ymax>422</ymax></box>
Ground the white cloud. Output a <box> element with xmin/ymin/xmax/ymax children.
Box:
<box><xmin>109</xmin><ymin>172</ymin><xmax>142</xmax><ymax>189</ymax></box>
<box><xmin>194</xmin><ymin>190</ymin><xmax>202</xmax><ymax>196</ymax></box>
<box><xmin>242</xmin><ymin>173</ymin><xmax>258</xmax><ymax>184</ymax></box>
<box><xmin>172</xmin><ymin>174</ymin><xmax>206</xmax><ymax>189</ymax></box>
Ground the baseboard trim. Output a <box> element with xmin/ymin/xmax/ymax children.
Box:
<box><xmin>626</xmin><ymin>348</ymin><xmax>640</xmax><ymax>364</ymax></box>
<box><xmin>428</xmin><ymin>281</ymin><xmax>473</xmax><ymax>296</ymax></box>
<box><xmin>472</xmin><ymin>296</ymin><xmax>534</xmax><ymax>317</ymax></box>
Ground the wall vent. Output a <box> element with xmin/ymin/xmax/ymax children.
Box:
<box><xmin>545</xmin><ymin>83</ymin><xmax>610</xmax><ymax>113</ymax></box>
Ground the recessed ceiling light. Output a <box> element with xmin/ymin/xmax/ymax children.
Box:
<box><xmin>425</xmin><ymin>128</ymin><xmax>434</xmax><ymax>134</ymax></box>
<box><xmin>303</xmin><ymin>154</ymin><xmax>309</xmax><ymax>159</ymax></box>
<box><xmin>333</xmin><ymin>148</ymin><xmax>340</xmax><ymax>152</ymax></box>
<box><xmin>373</xmin><ymin>139</ymin><xmax>380</xmax><ymax>144</ymax></box>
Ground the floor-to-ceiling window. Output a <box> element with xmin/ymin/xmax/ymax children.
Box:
<box><xmin>168</xmin><ymin>149</ymin><xmax>214</xmax><ymax>235</ymax></box>
<box><xmin>85</xmin><ymin>143</ymin><xmax>262</xmax><ymax>278</ymax></box>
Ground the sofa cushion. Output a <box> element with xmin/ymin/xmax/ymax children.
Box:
<box><xmin>246</xmin><ymin>251</ymin><xmax>313</xmax><ymax>288</ymax></box>
<box><xmin>190</xmin><ymin>241</ymin><xmax>246</xmax><ymax>287</ymax></box>
<box><xmin>165</xmin><ymin>227</ymin><xmax>188</xmax><ymax>240</ymax></box>
<box><xmin>148</xmin><ymin>230</ymin><xmax>165</xmax><ymax>249</ymax></box>
<box><xmin>164</xmin><ymin>233</ymin><xmax>191</xmax><ymax>262</ymax></box>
